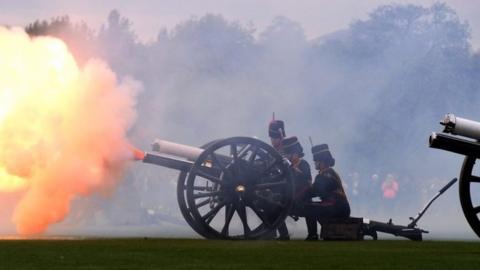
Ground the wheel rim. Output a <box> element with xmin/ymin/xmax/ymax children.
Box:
<box><xmin>459</xmin><ymin>156</ymin><xmax>480</xmax><ymax>237</ymax></box>
<box><xmin>185</xmin><ymin>137</ymin><xmax>294</xmax><ymax>239</ymax></box>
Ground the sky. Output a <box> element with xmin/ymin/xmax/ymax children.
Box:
<box><xmin>1</xmin><ymin>0</ymin><xmax>480</xmax><ymax>49</ymax></box>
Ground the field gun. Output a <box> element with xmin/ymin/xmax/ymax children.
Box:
<box><xmin>135</xmin><ymin>137</ymin><xmax>435</xmax><ymax>240</ymax></box>
<box><xmin>429</xmin><ymin>113</ymin><xmax>480</xmax><ymax>237</ymax></box>
<box><xmin>136</xmin><ymin>137</ymin><xmax>295</xmax><ymax>240</ymax></box>
<box><xmin>136</xmin><ymin>136</ymin><xmax>436</xmax><ymax>241</ymax></box>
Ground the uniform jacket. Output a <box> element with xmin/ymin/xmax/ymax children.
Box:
<box><xmin>312</xmin><ymin>167</ymin><xmax>349</xmax><ymax>207</ymax></box>
<box><xmin>291</xmin><ymin>159</ymin><xmax>312</xmax><ymax>202</ymax></box>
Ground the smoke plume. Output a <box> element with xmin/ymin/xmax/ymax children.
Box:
<box><xmin>0</xmin><ymin>26</ymin><xmax>139</xmax><ymax>234</ymax></box>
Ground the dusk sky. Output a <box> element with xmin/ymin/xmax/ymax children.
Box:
<box><xmin>1</xmin><ymin>0</ymin><xmax>480</xmax><ymax>48</ymax></box>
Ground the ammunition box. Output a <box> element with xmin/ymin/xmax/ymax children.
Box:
<box><xmin>320</xmin><ymin>217</ymin><xmax>364</xmax><ymax>240</ymax></box>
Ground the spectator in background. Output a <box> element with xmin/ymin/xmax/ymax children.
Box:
<box><xmin>381</xmin><ymin>173</ymin><xmax>399</xmax><ymax>214</ymax></box>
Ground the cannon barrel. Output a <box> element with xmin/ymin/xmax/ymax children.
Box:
<box><xmin>137</xmin><ymin>139</ymin><xmax>203</xmax><ymax>172</ymax></box>
<box><xmin>140</xmin><ymin>139</ymin><xmax>231</xmax><ymax>172</ymax></box>
<box><xmin>142</xmin><ymin>153</ymin><xmax>194</xmax><ymax>171</ymax></box>
<box><xmin>441</xmin><ymin>113</ymin><xmax>480</xmax><ymax>140</ymax></box>
<box><xmin>152</xmin><ymin>139</ymin><xmax>204</xmax><ymax>160</ymax></box>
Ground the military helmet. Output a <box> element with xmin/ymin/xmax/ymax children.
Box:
<box><xmin>311</xmin><ymin>144</ymin><xmax>335</xmax><ymax>167</ymax></box>
<box><xmin>268</xmin><ymin>120</ymin><xmax>286</xmax><ymax>139</ymax></box>
<box><xmin>282</xmin><ymin>136</ymin><xmax>304</xmax><ymax>157</ymax></box>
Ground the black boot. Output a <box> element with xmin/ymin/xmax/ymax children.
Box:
<box><xmin>305</xmin><ymin>217</ymin><xmax>318</xmax><ymax>240</ymax></box>
<box><xmin>276</xmin><ymin>221</ymin><xmax>290</xmax><ymax>240</ymax></box>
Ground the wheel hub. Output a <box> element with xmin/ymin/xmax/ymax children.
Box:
<box><xmin>235</xmin><ymin>185</ymin><xmax>246</xmax><ymax>193</ymax></box>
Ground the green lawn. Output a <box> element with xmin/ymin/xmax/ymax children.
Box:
<box><xmin>0</xmin><ymin>239</ymin><xmax>479</xmax><ymax>270</ymax></box>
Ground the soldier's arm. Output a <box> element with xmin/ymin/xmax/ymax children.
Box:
<box><xmin>297</xmin><ymin>160</ymin><xmax>312</xmax><ymax>182</ymax></box>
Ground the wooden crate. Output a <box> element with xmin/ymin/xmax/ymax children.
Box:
<box><xmin>320</xmin><ymin>217</ymin><xmax>364</xmax><ymax>240</ymax></box>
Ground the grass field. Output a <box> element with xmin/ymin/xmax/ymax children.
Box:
<box><xmin>1</xmin><ymin>238</ymin><xmax>480</xmax><ymax>270</ymax></box>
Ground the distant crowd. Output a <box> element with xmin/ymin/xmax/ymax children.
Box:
<box><xmin>343</xmin><ymin>172</ymin><xmax>448</xmax><ymax>218</ymax></box>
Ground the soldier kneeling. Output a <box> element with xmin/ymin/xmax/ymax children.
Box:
<box><xmin>305</xmin><ymin>144</ymin><xmax>350</xmax><ymax>229</ymax></box>
<box><xmin>282</xmin><ymin>136</ymin><xmax>318</xmax><ymax>240</ymax></box>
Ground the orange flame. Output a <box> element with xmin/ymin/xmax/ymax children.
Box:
<box><xmin>130</xmin><ymin>145</ymin><xmax>145</xmax><ymax>161</ymax></box>
<box><xmin>0</xmin><ymin>27</ymin><xmax>140</xmax><ymax>235</ymax></box>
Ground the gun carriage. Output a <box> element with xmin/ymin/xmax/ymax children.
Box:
<box><xmin>136</xmin><ymin>136</ymin><xmax>431</xmax><ymax>241</ymax></box>
<box><xmin>430</xmin><ymin>114</ymin><xmax>480</xmax><ymax>237</ymax></box>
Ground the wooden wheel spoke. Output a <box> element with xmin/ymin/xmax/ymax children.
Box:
<box><xmin>210</xmin><ymin>153</ymin><xmax>235</xmax><ymax>179</ymax></box>
<box><xmin>470</xmin><ymin>175</ymin><xmax>480</xmax><ymax>183</ymax></box>
<box><xmin>192</xmin><ymin>186</ymin><xmax>211</xmax><ymax>191</ymax></box>
<box><xmin>228</xmin><ymin>143</ymin><xmax>242</xmax><ymax>176</ymax></box>
<box><xmin>203</xmin><ymin>202</ymin><xmax>226</xmax><ymax>224</ymax></box>
<box><xmin>193</xmin><ymin>191</ymin><xmax>221</xmax><ymax>199</ymax></box>
<box><xmin>250</xmin><ymin>206</ymin><xmax>273</xmax><ymax>228</ymax></box>
<box><xmin>236</xmin><ymin>201</ymin><xmax>251</xmax><ymax>235</ymax></box>
<box><xmin>196</xmin><ymin>198</ymin><xmax>211</xmax><ymax>208</ymax></box>
<box><xmin>248</xmin><ymin>146</ymin><xmax>259</xmax><ymax>165</ymax></box>
<box><xmin>230</xmin><ymin>143</ymin><xmax>238</xmax><ymax>162</ymax></box>
<box><xmin>261</xmin><ymin>159</ymin><xmax>282</xmax><ymax>176</ymax></box>
<box><xmin>221</xmin><ymin>204</ymin><xmax>235</xmax><ymax>236</ymax></box>
<box><xmin>195</xmin><ymin>167</ymin><xmax>223</xmax><ymax>185</ymax></box>
<box><xmin>253</xmin><ymin>145</ymin><xmax>268</xmax><ymax>157</ymax></box>
<box><xmin>238</xmin><ymin>144</ymin><xmax>253</xmax><ymax>159</ymax></box>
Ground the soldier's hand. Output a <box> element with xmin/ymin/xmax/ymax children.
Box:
<box><xmin>292</xmin><ymin>159</ymin><xmax>301</xmax><ymax>172</ymax></box>
<box><xmin>292</xmin><ymin>158</ymin><xmax>299</xmax><ymax>167</ymax></box>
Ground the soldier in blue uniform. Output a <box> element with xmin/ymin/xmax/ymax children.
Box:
<box><xmin>307</xmin><ymin>144</ymin><xmax>350</xmax><ymax>221</ymax></box>
<box><xmin>282</xmin><ymin>136</ymin><xmax>319</xmax><ymax>240</ymax></box>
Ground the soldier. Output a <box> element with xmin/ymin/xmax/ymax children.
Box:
<box><xmin>268</xmin><ymin>119</ymin><xmax>289</xmax><ymax>240</ymax></box>
<box><xmin>282</xmin><ymin>136</ymin><xmax>318</xmax><ymax>240</ymax></box>
<box><xmin>307</xmin><ymin>144</ymin><xmax>350</xmax><ymax>224</ymax></box>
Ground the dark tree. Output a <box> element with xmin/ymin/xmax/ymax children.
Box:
<box><xmin>25</xmin><ymin>16</ymin><xmax>96</xmax><ymax>64</ymax></box>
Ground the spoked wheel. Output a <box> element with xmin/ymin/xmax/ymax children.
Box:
<box><xmin>459</xmin><ymin>156</ymin><xmax>480</xmax><ymax>237</ymax></box>
<box><xmin>185</xmin><ymin>137</ymin><xmax>294</xmax><ymax>240</ymax></box>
